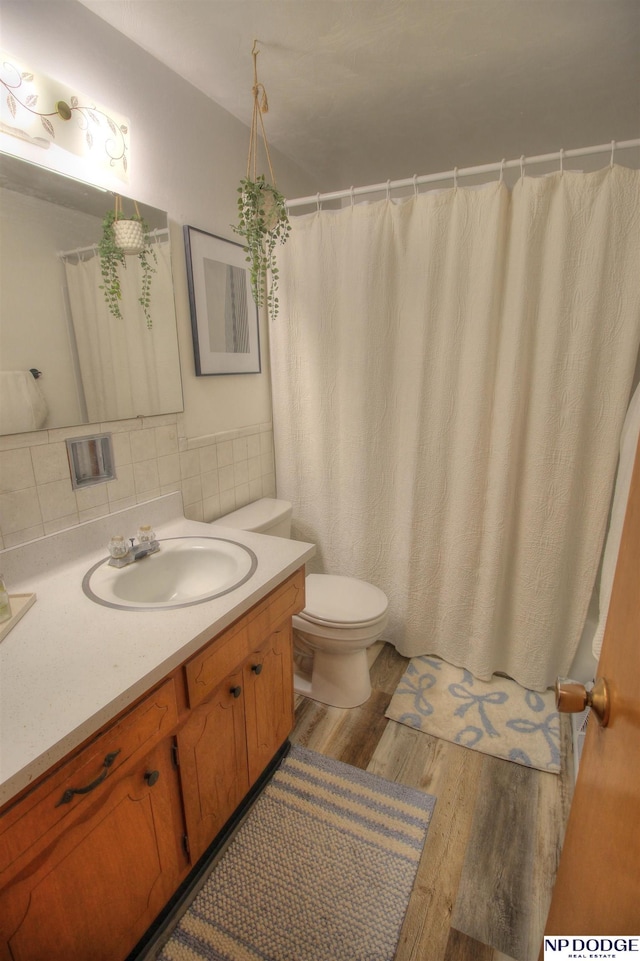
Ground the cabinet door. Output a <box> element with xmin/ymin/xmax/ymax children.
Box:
<box><xmin>177</xmin><ymin>669</ymin><xmax>250</xmax><ymax>864</ymax></box>
<box><xmin>0</xmin><ymin>739</ymin><xmax>185</xmax><ymax>961</ymax></box>
<box><xmin>243</xmin><ymin>625</ymin><xmax>295</xmax><ymax>785</ymax></box>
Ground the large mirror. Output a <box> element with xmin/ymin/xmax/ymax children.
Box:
<box><xmin>0</xmin><ymin>152</ymin><xmax>184</xmax><ymax>435</ymax></box>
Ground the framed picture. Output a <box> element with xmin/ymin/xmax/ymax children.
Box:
<box><xmin>184</xmin><ymin>226</ymin><xmax>261</xmax><ymax>375</ymax></box>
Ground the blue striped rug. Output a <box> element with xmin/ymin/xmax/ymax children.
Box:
<box><xmin>158</xmin><ymin>744</ymin><xmax>436</xmax><ymax>961</ymax></box>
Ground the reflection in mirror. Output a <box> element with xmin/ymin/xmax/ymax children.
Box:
<box><xmin>0</xmin><ymin>153</ymin><xmax>184</xmax><ymax>434</ymax></box>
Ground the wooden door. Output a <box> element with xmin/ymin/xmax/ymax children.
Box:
<box><xmin>0</xmin><ymin>739</ymin><xmax>185</xmax><ymax>961</ymax></box>
<box><xmin>177</xmin><ymin>668</ymin><xmax>250</xmax><ymax>863</ymax></box>
<box><xmin>243</xmin><ymin>625</ymin><xmax>295</xmax><ymax>785</ymax></box>
<box><xmin>544</xmin><ymin>436</ymin><xmax>640</xmax><ymax>934</ymax></box>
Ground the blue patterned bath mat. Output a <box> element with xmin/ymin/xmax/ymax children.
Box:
<box><xmin>158</xmin><ymin>744</ymin><xmax>436</xmax><ymax>961</ymax></box>
<box><xmin>386</xmin><ymin>656</ymin><xmax>561</xmax><ymax>773</ymax></box>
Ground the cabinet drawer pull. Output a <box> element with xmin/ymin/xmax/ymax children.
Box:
<box><xmin>144</xmin><ymin>770</ymin><xmax>160</xmax><ymax>787</ymax></box>
<box><xmin>55</xmin><ymin>750</ymin><xmax>121</xmax><ymax>807</ymax></box>
<box><xmin>230</xmin><ymin>685</ymin><xmax>242</xmax><ymax>698</ymax></box>
<box><xmin>251</xmin><ymin>663</ymin><xmax>263</xmax><ymax>675</ymax></box>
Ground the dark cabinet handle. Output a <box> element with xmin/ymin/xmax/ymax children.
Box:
<box><xmin>230</xmin><ymin>685</ymin><xmax>242</xmax><ymax>698</ymax></box>
<box><xmin>55</xmin><ymin>750</ymin><xmax>121</xmax><ymax>806</ymax></box>
<box><xmin>251</xmin><ymin>663</ymin><xmax>263</xmax><ymax>675</ymax></box>
<box><xmin>144</xmin><ymin>770</ymin><xmax>160</xmax><ymax>787</ymax></box>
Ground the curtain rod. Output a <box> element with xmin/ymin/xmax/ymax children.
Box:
<box><xmin>285</xmin><ymin>138</ymin><xmax>640</xmax><ymax>209</ymax></box>
<box><xmin>58</xmin><ymin>227</ymin><xmax>169</xmax><ymax>260</ymax></box>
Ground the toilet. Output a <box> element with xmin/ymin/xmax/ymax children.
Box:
<box><xmin>210</xmin><ymin>498</ymin><xmax>388</xmax><ymax>708</ymax></box>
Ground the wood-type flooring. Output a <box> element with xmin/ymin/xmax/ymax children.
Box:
<box><xmin>141</xmin><ymin>642</ymin><xmax>574</xmax><ymax>961</ymax></box>
<box><xmin>290</xmin><ymin>643</ymin><xmax>574</xmax><ymax>961</ymax></box>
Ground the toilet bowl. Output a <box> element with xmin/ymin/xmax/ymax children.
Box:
<box><xmin>210</xmin><ymin>498</ymin><xmax>388</xmax><ymax>708</ymax></box>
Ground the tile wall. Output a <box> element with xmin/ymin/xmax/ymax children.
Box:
<box><xmin>0</xmin><ymin>414</ymin><xmax>276</xmax><ymax>550</ymax></box>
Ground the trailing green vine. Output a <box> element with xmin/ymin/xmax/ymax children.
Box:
<box><xmin>98</xmin><ymin>209</ymin><xmax>157</xmax><ymax>328</ymax></box>
<box><xmin>233</xmin><ymin>174</ymin><xmax>291</xmax><ymax>320</ymax></box>
<box><xmin>232</xmin><ymin>42</ymin><xmax>292</xmax><ymax>321</ymax></box>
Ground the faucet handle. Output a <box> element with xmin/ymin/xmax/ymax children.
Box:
<box><xmin>108</xmin><ymin>535</ymin><xmax>129</xmax><ymax>559</ymax></box>
<box><xmin>137</xmin><ymin>525</ymin><xmax>155</xmax><ymax>544</ymax></box>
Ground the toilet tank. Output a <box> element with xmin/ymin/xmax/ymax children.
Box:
<box><xmin>210</xmin><ymin>498</ymin><xmax>293</xmax><ymax>538</ymax></box>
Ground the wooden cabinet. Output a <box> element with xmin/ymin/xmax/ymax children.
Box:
<box><xmin>0</xmin><ymin>681</ymin><xmax>185</xmax><ymax>961</ymax></box>
<box><xmin>178</xmin><ymin>623</ymin><xmax>295</xmax><ymax>863</ymax></box>
<box><xmin>0</xmin><ymin>567</ymin><xmax>304</xmax><ymax>961</ymax></box>
<box><xmin>243</xmin><ymin>625</ymin><xmax>295</xmax><ymax>784</ymax></box>
<box><xmin>177</xmin><ymin>666</ymin><xmax>250</xmax><ymax>861</ymax></box>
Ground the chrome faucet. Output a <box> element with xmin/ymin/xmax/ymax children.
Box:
<box><xmin>129</xmin><ymin>537</ymin><xmax>160</xmax><ymax>560</ymax></box>
<box><xmin>108</xmin><ymin>528</ymin><xmax>160</xmax><ymax>568</ymax></box>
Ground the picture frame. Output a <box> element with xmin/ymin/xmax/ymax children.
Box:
<box><xmin>184</xmin><ymin>225</ymin><xmax>261</xmax><ymax>375</ymax></box>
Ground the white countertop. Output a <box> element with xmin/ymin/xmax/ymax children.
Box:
<box><xmin>0</xmin><ymin>493</ymin><xmax>315</xmax><ymax>807</ymax></box>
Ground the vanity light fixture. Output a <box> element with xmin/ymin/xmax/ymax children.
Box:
<box><xmin>0</xmin><ymin>50</ymin><xmax>130</xmax><ymax>179</ymax></box>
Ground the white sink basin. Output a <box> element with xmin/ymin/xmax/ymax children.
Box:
<box><xmin>83</xmin><ymin>536</ymin><xmax>258</xmax><ymax>610</ymax></box>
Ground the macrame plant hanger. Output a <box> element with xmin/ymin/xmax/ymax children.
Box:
<box><xmin>247</xmin><ymin>39</ymin><xmax>277</xmax><ymax>188</ymax></box>
<box><xmin>234</xmin><ymin>40</ymin><xmax>291</xmax><ymax>320</ymax></box>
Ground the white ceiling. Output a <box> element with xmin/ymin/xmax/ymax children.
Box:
<box><xmin>78</xmin><ymin>1</ymin><xmax>640</xmax><ymax>192</ymax></box>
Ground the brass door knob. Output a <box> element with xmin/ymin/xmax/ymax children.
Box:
<box><xmin>555</xmin><ymin>677</ymin><xmax>610</xmax><ymax>727</ymax></box>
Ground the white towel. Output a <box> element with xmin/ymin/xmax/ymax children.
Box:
<box><xmin>0</xmin><ymin>370</ymin><xmax>49</xmax><ymax>434</ymax></box>
<box><xmin>592</xmin><ymin>381</ymin><xmax>640</xmax><ymax>659</ymax></box>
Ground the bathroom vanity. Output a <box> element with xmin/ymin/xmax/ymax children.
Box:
<box><xmin>0</xmin><ymin>494</ymin><xmax>314</xmax><ymax>961</ymax></box>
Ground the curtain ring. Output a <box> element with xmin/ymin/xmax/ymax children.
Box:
<box><xmin>413</xmin><ymin>174</ymin><xmax>419</xmax><ymax>198</ymax></box>
<box><xmin>610</xmin><ymin>140</ymin><xmax>616</xmax><ymax>167</ymax></box>
<box><xmin>520</xmin><ymin>155</ymin><xmax>525</xmax><ymax>180</ymax></box>
<box><xmin>316</xmin><ymin>192</ymin><xmax>321</xmax><ymax>212</ymax></box>
<box><xmin>386</xmin><ymin>179</ymin><xmax>391</xmax><ymax>201</ymax></box>
<box><xmin>453</xmin><ymin>166</ymin><xmax>458</xmax><ymax>189</ymax></box>
<box><xmin>499</xmin><ymin>158</ymin><xmax>506</xmax><ymax>183</ymax></box>
<box><xmin>559</xmin><ymin>148</ymin><xmax>564</xmax><ymax>175</ymax></box>
<box><xmin>350</xmin><ymin>186</ymin><xmax>355</xmax><ymax>207</ymax></box>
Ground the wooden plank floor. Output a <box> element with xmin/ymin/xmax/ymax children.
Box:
<box><xmin>141</xmin><ymin>642</ymin><xmax>574</xmax><ymax>961</ymax></box>
<box><xmin>290</xmin><ymin>643</ymin><xmax>575</xmax><ymax>961</ymax></box>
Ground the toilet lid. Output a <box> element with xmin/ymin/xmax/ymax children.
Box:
<box><xmin>302</xmin><ymin>574</ymin><xmax>388</xmax><ymax>625</ymax></box>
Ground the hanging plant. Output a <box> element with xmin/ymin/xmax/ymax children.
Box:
<box><xmin>232</xmin><ymin>41</ymin><xmax>291</xmax><ymax>320</ymax></box>
<box><xmin>98</xmin><ymin>195</ymin><xmax>157</xmax><ymax>328</ymax></box>
<box><xmin>235</xmin><ymin>174</ymin><xmax>290</xmax><ymax>318</ymax></box>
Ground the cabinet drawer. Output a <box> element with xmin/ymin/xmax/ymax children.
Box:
<box><xmin>185</xmin><ymin>569</ymin><xmax>305</xmax><ymax>709</ymax></box>
<box><xmin>245</xmin><ymin>568</ymin><xmax>305</xmax><ymax>649</ymax></box>
<box><xmin>185</xmin><ymin>622</ymin><xmax>249</xmax><ymax>708</ymax></box>
<box><xmin>0</xmin><ymin>677</ymin><xmax>178</xmax><ymax>876</ymax></box>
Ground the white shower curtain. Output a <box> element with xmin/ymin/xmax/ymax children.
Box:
<box><xmin>270</xmin><ymin>165</ymin><xmax>640</xmax><ymax>691</ymax></box>
<box><xmin>63</xmin><ymin>241</ymin><xmax>182</xmax><ymax>423</ymax></box>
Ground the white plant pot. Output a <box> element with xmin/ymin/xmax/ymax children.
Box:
<box><xmin>114</xmin><ymin>219</ymin><xmax>145</xmax><ymax>254</ymax></box>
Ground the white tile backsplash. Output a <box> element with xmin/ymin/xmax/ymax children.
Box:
<box><xmin>131</xmin><ymin>428</ymin><xmax>158</xmax><ymax>463</ymax></box>
<box><xmin>0</xmin><ymin>415</ymin><xmax>277</xmax><ymax>548</ymax></box>
<box><xmin>31</xmin><ymin>443</ymin><xmax>69</xmax><ymax>485</ymax></box>
<box><xmin>0</xmin><ymin>488</ymin><xmax>43</xmax><ymax>534</ymax></box>
<box><xmin>157</xmin><ymin>453</ymin><xmax>181</xmax><ymax>486</ymax></box>
<box><xmin>133</xmin><ymin>459</ymin><xmax>161</xmax><ymax>494</ymax></box>
<box><xmin>0</xmin><ymin>448</ymin><xmax>35</xmax><ymax>492</ymax></box>
<box><xmin>38</xmin><ymin>478</ymin><xmax>77</xmax><ymax>522</ymax></box>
